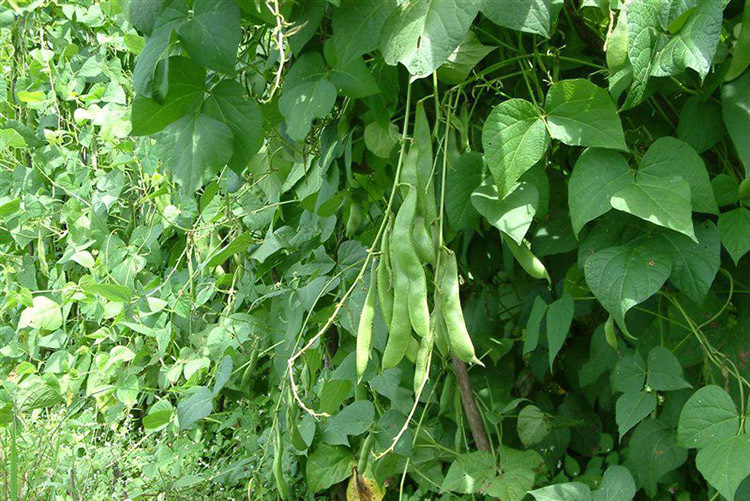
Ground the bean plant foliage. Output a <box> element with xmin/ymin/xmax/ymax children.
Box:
<box><xmin>2</xmin><ymin>0</ymin><xmax>750</xmax><ymax>499</ymax></box>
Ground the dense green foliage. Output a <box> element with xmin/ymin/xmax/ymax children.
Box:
<box><xmin>1</xmin><ymin>0</ymin><xmax>750</xmax><ymax>499</ymax></box>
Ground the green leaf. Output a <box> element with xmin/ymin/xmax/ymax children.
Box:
<box><xmin>486</xmin><ymin>447</ymin><xmax>541</xmax><ymax>500</ymax></box>
<box><xmin>204</xmin><ymin>232</ymin><xmax>255</xmax><ymax>267</ymax></box>
<box><xmin>625</xmin><ymin>419</ymin><xmax>688</xmax><ymax>497</ymax></box>
<box><xmin>610</xmin><ymin>173</ymin><xmax>696</xmax><ymax>241</ymax></box>
<box><xmin>677</xmin><ymin>385</ymin><xmax>739</xmax><ymax>449</ymax></box>
<box><xmin>132</xmin><ymin>0</ymin><xmax>188</xmax><ymax>97</ymax></box>
<box><xmin>718</xmin><ymin>207</ymin><xmax>750</xmax><ymax>265</ymax></box>
<box><xmin>545</xmin><ymin>79</ymin><xmax>627</xmax><ymax>151</ymax></box>
<box><xmin>517</xmin><ymin>405</ymin><xmax>552</xmax><ymax>446</ymax></box>
<box><xmin>524</xmin><ymin>295</ymin><xmax>547</xmax><ymax>355</ymax></box>
<box><xmin>529</xmin><ymin>482</ymin><xmax>592</xmax><ymax>501</ymax></box>
<box><xmin>164</xmin><ymin>114</ymin><xmax>233</xmax><ymax>194</ymax></box>
<box><xmin>131</xmin><ymin>56</ymin><xmax>205</xmax><ymax>136</ymax></box>
<box><xmin>568</xmin><ymin>148</ymin><xmax>633</xmax><ymax>236</ymax></box>
<box><xmin>471</xmin><ymin>181</ymin><xmax>538</xmax><ymax>245</ymax></box>
<box><xmin>18</xmin><ymin>296</ymin><xmax>63</xmax><ymax>331</ymax></box>
<box><xmin>481</xmin><ymin>0</ymin><xmax>552</xmax><ymax>37</ymax></box>
<box><xmin>129</xmin><ymin>0</ymin><xmax>171</xmax><ymax>36</ymax></box>
<box><xmin>646</xmin><ymin>346</ymin><xmax>690</xmax><ymax>391</ymax></box>
<box><xmin>212</xmin><ymin>355</ymin><xmax>232</xmax><ymax>395</ymax></box>
<box><xmin>678</xmin><ymin>97</ymin><xmax>725</xmax><ymax>153</ymax></box>
<box><xmin>203</xmin><ymin>80</ymin><xmax>263</xmax><ymax>174</ymax></box>
<box><xmin>446</xmin><ymin>151</ymin><xmax>484</xmax><ymax>231</ymax></box>
<box><xmin>177</xmin><ymin>386</ymin><xmax>213</xmax><ymax>430</ymax></box>
<box><xmin>592</xmin><ymin>465</ymin><xmax>636</xmax><ymax>501</ymax></box>
<box><xmin>364</xmin><ymin>120</ymin><xmax>399</xmax><ymax>158</ymax></box>
<box><xmin>17</xmin><ymin>375</ymin><xmax>62</xmax><ymax>413</ymax></box>
<box><xmin>380</xmin><ymin>0</ymin><xmax>482</xmax><ymax>78</ymax></box>
<box><xmin>278</xmin><ymin>52</ymin><xmax>337</xmax><ymax>142</ymax></box>
<box><xmin>323</xmin><ymin>400</ymin><xmax>374</xmax><ymax>445</ymax></box>
<box><xmin>440</xmin><ymin>451</ymin><xmax>496</xmax><ymax>494</ymax></box>
<box><xmin>436</xmin><ymin>30</ymin><xmax>495</xmax><ymax>84</ymax></box>
<box><xmin>306</xmin><ymin>444</ymin><xmax>354</xmax><ymax>493</ymax></box>
<box><xmin>611</xmin><ymin>352</ymin><xmax>647</xmax><ymax>394</ymax></box>
<box><xmin>653</xmin><ymin>221</ymin><xmax>720</xmax><ymax>304</ymax></box>
<box><xmin>639</xmin><ymin>137</ymin><xmax>718</xmax><ymax>215</ymax></box>
<box><xmin>82</xmin><ymin>282</ymin><xmax>134</xmax><ymax>303</ymax></box>
<box><xmin>624</xmin><ymin>0</ymin><xmax>660</xmax><ymax>108</ymax></box>
<box><xmin>288</xmin><ymin>0</ymin><xmax>327</xmax><ymax>56</ymax></box>
<box><xmin>482</xmin><ymin>99</ymin><xmax>548</xmax><ymax>196</ymax></box>
<box><xmin>584</xmin><ymin>241</ymin><xmax>672</xmax><ymax>334</ymax></box>
<box><xmin>722</xmin><ymin>69</ymin><xmax>750</xmax><ymax>176</ymax></box>
<box><xmin>546</xmin><ymin>292</ymin><xmax>574</xmax><ymax>370</ymax></box>
<box><xmin>331</xmin><ymin>0</ymin><xmax>397</xmax><ymax>62</ymax></box>
<box><xmin>176</xmin><ymin>0</ymin><xmax>241</xmax><ymax>75</ymax></box>
<box><xmin>651</xmin><ymin>0</ymin><xmax>723</xmax><ymax>80</ymax></box>
<box><xmin>143</xmin><ymin>399</ymin><xmax>174</xmax><ymax>432</ymax></box>
<box><xmin>324</xmin><ymin>41</ymin><xmax>380</xmax><ymax>98</ymax></box>
<box><xmin>696</xmin><ymin>434</ymin><xmax>750</xmax><ymax>501</ymax></box>
<box><xmin>616</xmin><ymin>390</ymin><xmax>656</xmax><ymax>438</ymax></box>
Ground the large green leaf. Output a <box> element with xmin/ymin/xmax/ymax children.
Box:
<box><xmin>696</xmin><ymin>435</ymin><xmax>750</xmax><ymax>501</ymax></box>
<box><xmin>379</xmin><ymin>0</ymin><xmax>482</xmax><ymax>78</ymax></box>
<box><xmin>440</xmin><ymin>451</ymin><xmax>496</xmax><ymax>494</ymax></box>
<box><xmin>611</xmin><ymin>352</ymin><xmax>647</xmax><ymax>394</ymax></box>
<box><xmin>616</xmin><ymin>390</ymin><xmax>656</xmax><ymax>438</ymax></box>
<box><xmin>129</xmin><ymin>0</ymin><xmax>171</xmax><ymax>36</ymax></box>
<box><xmin>646</xmin><ymin>346</ymin><xmax>690</xmax><ymax>391</ymax></box>
<box><xmin>132</xmin><ymin>0</ymin><xmax>188</xmax><ymax>97</ymax></box>
<box><xmin>331</xmin><ymin>0</ymin><xmax>397</xmax><ymax>62</ymax></box>
<box><xmin>568</xmin><ymin>148</ymin><xmax>633</xmax><ymax>236</ymax></box>
<box><xmin>517</xmin><ymin>405</ymin><xmax>552</xmax><ymax>446</ymax></box>
<box><xmin>486</xmin><ymin>447</ymin><xmax>541</xmax><ymax>500</ymax></box>
<box><xmin>164</xmin><ymin>114</ymin><xmax>233</xmax><ymax>194</ymax></box>
<box><xmin>639</xmin><ymin>137</ymin><xmax>718</xmax><ymax>215</ymax></box>
<box><xmin>545</xmin><ymin>79</ymin><xmax>627</xmax><ymax>150</ymax></box>
<box><xmin>651</xmin><ymin>0</ymin><xmax>723</xmax><ymax>79</ymax></box>
<box><xmin>652</xmin><ymin>221</ymin><xmax>720</xmax><ymax>304</ymax></box>
<box><xmin>546</xmin><ymin>292</ymin><xmax>574</xmax><ymax>370</ymax></box>
<box><xmin>592</xmin><ymin>466</ymin><xmax>636</xmax><ymax>501</ymax></box>
<box><xmin>610</xmin><ymin>173</ymin><xmax>696</xmax><ymax>241</ymax></box>
<box><xmin>176</xmin><ymin>0</ymin><xmax>241</xmax><ymax>75</ymax></box>
<box><xmin>18</xmin><ymin>296</ymin><xmax>63</xmax><ymax>331</ymax></box>
<box><xmin>677</xmin><ymin>385</ymin><xmax>739</xmax><ymax>449</ymax></box>
<box><xmin>722</xmin><ymin>69</ymin><xmax>750</xmax><ymax>176</ymax></box>
<box><xmin>203</xmin><ymin>80</ymin><xmax>263</xmax><ymax>173</ymax></box>
<box><xmin>131</xmin><ymin>56</ymin><xmax>205</xmax><ymax>136</ymax></box>
<box><xmin>529</xmin><ymin>482</ymin><xmax>592</xmax><ymax>501</ymax></box>
<box><xmin>322</xmin><ymin>400</ymin><xmax>375</xmax><ymax>445</ymax></box>
<box><xmin>278</xmin><ymin>52</ymin><xmax>337</xmax><ymax>142</ymax></box>
<box><xmin>482</xmin><ymin>99</ymin><xmax>548</xmax><ymax>196</ymax></box>
<box><xmin>471</xmin><ymin>181</ymin><xmax>538</xmax><ymax>245</ymax></box>
<box><xmin>481</xmin><ymin>0</ymin><xmax>552</xmax><ymax>36</ymax></box>
<box><xmin>324</xmin><ymin>41</ymin><xmax>380</xmax><ymax>98</ymax></box>
<box><xmin>624</xmin><ymin>0</ymin><xmax>661</xmax><ymax>108</ymax></box>
<box><xmin>584</xmin><ymin>240</ymin><xmax>672</xmax><ymax>333</ymax></box>
<box><xmin>306</xmin><ymin>444</ymin><xmax>353</xmax><ymax>492</ymax></box>
<box><xmin>718</xmin><ymin>207</ymin><xmax>750</xmax><ymax>265</ymax></box>
<box><xmin>177</xmin><ymin>386</ymin><xmax>213</xmax><ymax>429</ymax></box>
<box><xmin>436</xmin><ymin>30</ymin><xmax>496</xmax><ymax>84</ymax></box>
<box><xmin>625</xmin><ymin>419</ymin><xmax>688</xmax><ymax>497</ymax></box>
<box><xmin>445</xmin><ymin>151</ymin><xmax>484</xmax><ymax>231</ymax></box>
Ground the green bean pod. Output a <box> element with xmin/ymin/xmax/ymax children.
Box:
<box><xmin>392</xmin><ymin>186</ymin><xmax>430</xmax><ymax>339</ymax></box>
<box><xmin>439</xmin><ymin>372</ymin><xmax>457</xmax><ymax>418</ymax></box>
<box><xmin>413</xmin><ymin>315</ymin><xmax>435</xmax><ymax>393</ymax></box>
<box><xmin>377</xmin><ymin>221</ymin><xmax>394</xmax><ymax>327</ymax></box>
<box><xmin>356</xmin><ymin>260</ymin><xmax>378</xmax><ymax>380</ymax></box>
<box><xmin>382</xmin><ymin>256</ymin><xmax>410</xmax><ymax>369</ymax></box>
<box><xmin>273</xmin><ymin>425</ymin><xmax>292</xmax><ymax>500</ymax></box>
<box><xmin>438</xmin><ymin>248</ymin><xmax>482</xmax><ymax>366</ymax></box>
<box><xmin>502</xmin><ymin>234</ymin><xmax>551</xmax><ymax>284</ymax></box>
<box><xmin>412</xmin><ymin>215</ymin><xmax>436</xmax><ymax>265</ymax></box>
<box><xmin>404</xmin><ymin>334</ymin><xmax>420</xmax><ymax>364</ymax></box>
